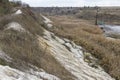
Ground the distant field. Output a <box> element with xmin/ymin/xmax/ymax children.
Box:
<box><xmin>32</xmin><ymin>7</ymin><xmax>120</xmax><ymax>25</ymax></box>
<box><xmin>48</xmin><ymin>15</ymin><xmax>120</xmax><ymax>80</ymax></box>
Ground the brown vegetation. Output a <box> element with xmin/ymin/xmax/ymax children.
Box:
<box><xmin>50</xmin><ymin>15</ymin><xmax>120</xmax><ymax>80</ymax></box>
<box><xmin>0</xmin><ymin>8</ymin><xmax>75</xmax><ymax>80</ymax></box>
<box><xmin>0</xmin><ymin>0</ymin><xmax>11</xmax><ymax>15</ymax></box>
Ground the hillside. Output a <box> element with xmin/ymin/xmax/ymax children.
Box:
<box><xmin>0</xmin><ymin>1</ymin><xmax>118</xmax><ymax>80</ymax></box>
<box><xmin>46</xmin><ymin>15</ymin><xmax>120</xmax><ymax>80</ymax></box>
<box><xmin>33</xmin><ymin>7</ymin><xmax>120</xmax><ymax>80</ymax></box>
<box><xmin>0</xmin><ymin>6</ymin><xmax>74</xmax><ymax>79</ymax></box>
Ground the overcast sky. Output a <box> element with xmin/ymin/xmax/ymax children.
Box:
<box><xmin>20</xmin><ymin>0</ymin><xmax>120</xmax><ymax>7</ymax></box>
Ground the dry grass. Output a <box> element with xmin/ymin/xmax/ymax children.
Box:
<box><xmin>50</xmin><ymin>15</ymin><xmax>120</xmax><ymax>80</ymax></box>
<box><xmin>0</xmin><ymin>8</ymin><xmax>75</xmax><ymax>80</ymax></box>
<box><xmin>0</xmin><ymin>29</ymin><xmax>42</xmax><ymax>66</ymax></box>
<box><xmin>0</xmin><ymin>29</ymin><xmax>75</xmax><ymax>80</ymax></box>
<box><xmin>0</xmin><ymin>8</ymin><xmax>44</xmax><ymax>68</ymax></box>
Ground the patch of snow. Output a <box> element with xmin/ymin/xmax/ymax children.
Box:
<box><xmin>6</xmin><ymin>22</ymin><xmax>26</xmax><ymax>32</ymax></box>
<box><xmin>38</xmin><ymin>29</ymin><xmax>115</xmax><ymax>80</ymax></box>
<box><xmin>0</xmin><ymin>50</ymin><xmax>12</xmax><ymax>62</ymax></box>
<box><xmin>0</xmin><ymin>65</ymin><xmax>60</xmax><ymax>80</ymax></box>
<box><xmin>14</xmin><ymin>10</ymin><xmax>22</xmax><ymax>15</ymax></box>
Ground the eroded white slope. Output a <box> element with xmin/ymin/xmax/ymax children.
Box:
<box><xmin>39</xmin><ymin>30</ymin><xmax>115</xmax><ymax>80</ymax></box>
<box><xmin>41</xmin><ymin>15</ymin><xmax>53</xmax><ymax>28</ymax></box>
<box><xmin>0</xmin><ymin>20</ymin><xmax>60</xmax><ymax>80</ymax></box>
<box><xmin>38</xmin><ymin>16</ymin><xmax>115</xmax><ymax>80</ymax></box>
<box><xmin>0</xmin><ymin>51</ymin><xmax>60</xmax><ymax>80</ymax></box>
<box><xmin>0</xmin><ymin>65</ymin><xmax>40</xmax><ymax>80</ymax></box>
<box><xmin>0</xmin><ymin>64</ymin><xmax>60</xmax><ymax>80</ymax></box>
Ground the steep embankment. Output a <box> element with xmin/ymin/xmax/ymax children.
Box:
<box><xmin>0</xmin><ymin>7</ymin><xmax>115</xmax><ymax>80</ymax></box>
<box><xmin>39</xmin><ymin>15</ymin><xmax>115</xmax><ymax>80</ymax></box>
<box><xmin>48</xmin><ymin>15</ymin><xmax>120</xmax><ymax>80</ymax></box>
<box><xmin>0</xmin><ymin>8</ymin><xmax>68</xmax><ymax>80</ymax></box>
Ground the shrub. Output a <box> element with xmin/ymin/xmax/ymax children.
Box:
<box><xmin>0</xmin><ymin>0</ymin><xmax>11</xmax><ymax>15</ymax></box>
